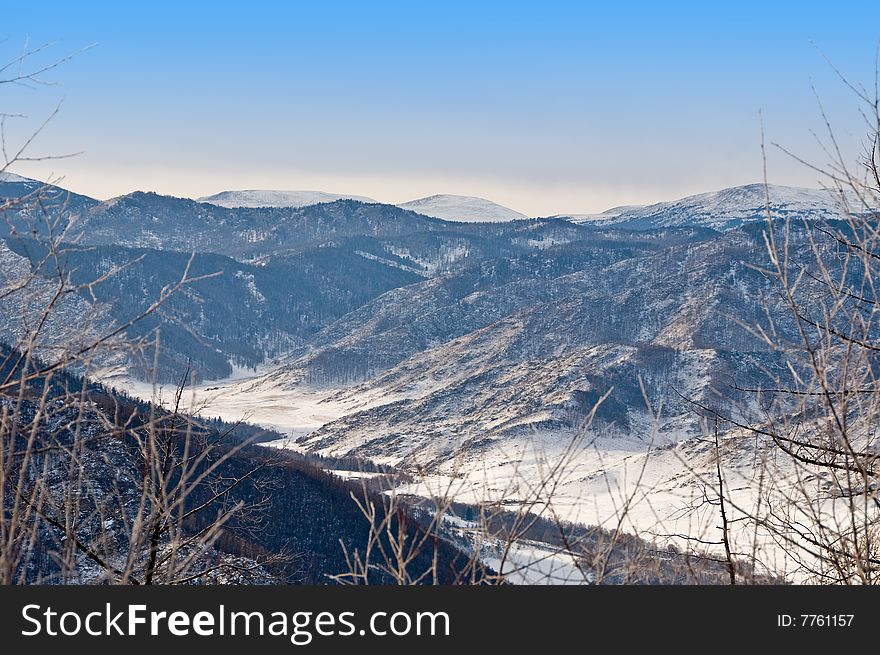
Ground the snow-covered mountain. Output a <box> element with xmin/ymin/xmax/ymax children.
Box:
<box><xmin>198</xmin><ymin>189</ymin><xmax>378</xmax><ymax>208</ymax></box>
<box><xmin>397</xmin><ymin>194</ymin><xmax>527</xmax><ymax>222</ymax></box>
<box><xmin>569</xmin><ymin>184</ymin><xmax>854</xmax><ymax>231</ymax></box>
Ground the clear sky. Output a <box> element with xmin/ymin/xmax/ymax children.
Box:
<box><xmin>3</xmin><ymin>1</ymin><xmax>879</xmax><ymax>214</ymax></box>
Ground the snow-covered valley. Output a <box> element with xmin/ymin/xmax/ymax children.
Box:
<box><xmin>114</xmin><ymin>360</ymin><xmax>795</xmax><ymax>580</ymax></box>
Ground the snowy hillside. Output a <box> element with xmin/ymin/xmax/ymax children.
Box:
<box><xmin>397</xmin><ymin>194</ymin><xmax>527</xmax><ymax>222</ymax></box>
<box><xmin>570</xmin><ymin>184</ymin><xmax>854</xmax><ymax>231</ymax></box>
<box><xmin>198</xmin><ymin>189</ymin><xmax>377</xmax><ymax>208</ymax></box>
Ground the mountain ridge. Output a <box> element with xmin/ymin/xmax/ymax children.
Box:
<box><xmin>198</xmin><ymin>189</ymin><xmax>378</xmax><ymax>208</ymax></box>
<box><xmin>563</xmin><ymin>183</ymin><xmax>854</xmax><ymax>231</ymax></box>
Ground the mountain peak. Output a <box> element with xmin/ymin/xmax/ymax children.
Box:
<box><xmin>396</xmin><ymin>194</ymin><xmax>527</xmax><ymax>223</ymax></box>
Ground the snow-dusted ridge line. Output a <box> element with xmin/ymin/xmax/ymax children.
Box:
<box><xmin>198</xmin><ymin>189</ymin><xmax>378</xmax><ymax>209</ymax></box>
<box><xmin>195</xmin><ymin>184</ymin><xmax>857</xmax><ymax>228</ymax></box>
<box><xmin>561</xmin><ymin>183</ymin><xmax>859</xmax><ymax>230</ymax></box>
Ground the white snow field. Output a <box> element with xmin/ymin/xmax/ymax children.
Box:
<box><xmin>117</xmin><ymin>365</ymin><xmax>801</xmax><ymax>581</ymax></box>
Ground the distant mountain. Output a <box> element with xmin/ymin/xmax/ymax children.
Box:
<box><xmin>397</xmin><ymin>194</ymin><xmax>527</xmax><ymax>222</ymax></box>
<box><xmin>198</xmin><ymin>189</ymin><xmax>377</xmax><ymax>208</ymax></box>
<box><xmin>554</xmin><ymin>205</ymin><xmax>643</xmax><ymax>224</ymax></box>
<box><xmin>569</xmin><ymin>184</ymin><xmax>852</xmax><ymax>231</ymax></box>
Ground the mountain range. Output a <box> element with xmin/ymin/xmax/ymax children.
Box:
<box><xmin>0</xmin><ymin>172</ymin><xmax>850</xmax><ymax>386</ymax></box>
<box><xmin>0</xmin><ymin>172</ymin><xmax>859</xmax><ymax>549</ymax></box>
<box><xmin>197</xmin><ymin>189</ymin><xmax>530</xmax><ymax>223</ymax></box>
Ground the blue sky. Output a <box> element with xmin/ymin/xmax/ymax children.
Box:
<box><xmin>3</xmin><ymin>1</ymin><xmax>879</xmax><ymax>213</ymax></box>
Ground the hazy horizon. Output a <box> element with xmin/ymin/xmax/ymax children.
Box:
<box><xmin>1</xmin><ymin>168</ymin><xmax>845</xmax><ymax>219</ymax></box>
